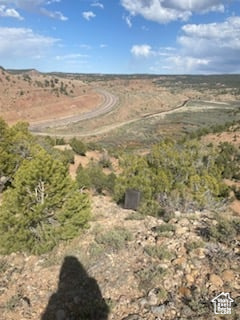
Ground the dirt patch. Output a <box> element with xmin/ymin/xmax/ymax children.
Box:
<box><xmin>201</xmin><ymin>131</ymin><xmax>240</xmax><ymax>147</ymax></box>
<box><xmin>69</xmin><ymin>150</ymin><xmax>119</xmax><ymax>179</ymax></box>
<box><xmin>230</xmin><ymin>199</ymin><xmax>240</xmax><ymax>216</ymax></box>
<box><xmin>54</xmin><ymin>144</ymin><xmax>72</xmax><ymax>151</ymax></box>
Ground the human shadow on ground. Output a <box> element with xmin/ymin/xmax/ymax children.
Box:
<box><xmin>41</xmin><ymin>256</ymin><xmax>109</xmax><ymax>320</ymax></box>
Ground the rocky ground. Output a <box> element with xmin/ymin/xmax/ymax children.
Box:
<box><xmin>0</xmin><ymin>195</ymin><xmax>239</xmax><ymax>320</ymax></box>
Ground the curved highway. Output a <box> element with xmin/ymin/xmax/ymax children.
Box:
<box><xmin>30</xmin><ymin>88</ymin><xmax>118</xmax><ymax>132</ymax></box>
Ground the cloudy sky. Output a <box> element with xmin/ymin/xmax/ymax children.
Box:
<box><xmin>0</xmin><ymin>0</ymin><xmax>240</xmax><ymax>74</ymax></box>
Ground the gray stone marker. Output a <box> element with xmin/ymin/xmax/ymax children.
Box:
<box><xmin>124</xmin><ymin>189</ymin><xmax>141</xmax><ymax>210</ymax></box>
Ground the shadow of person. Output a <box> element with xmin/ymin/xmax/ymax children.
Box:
<box><xmin>41</xmin><ymin>256</ymin><xmax>109</xmax><ymax>320</ymax></box>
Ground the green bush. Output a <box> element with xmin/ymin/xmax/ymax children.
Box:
<box><xmin>208</xmin><ymin>216</ymin><xmax>238</xmax><ymax>244</ymax></box>
<box><xmin>76</xmin><ymin>163</ymin><xmax>116</xmax><ymax>194</ymax></box>
<box><xmin>70</xmin><ymin>138</ymin><xmax>87</xmax><ymax>156</ymax></box>
<box><xmin>138</xmin><ymin>200</ymin><xmax>163</xmax><ymax>218</ymax></box>
<box><xmin>125</xmin><ymin>212</ymin><xmax>145</xmax><ymax>220</ymax></box>
<box><xmin>184</xmin><ymin>240</ymin><xmax>205</xmax><ymax>253</ymax></box>
<box><xmin>136</xmin><ymin>264</ymin><xmax>168</xmax><ymax>293</ymax></box>
<box><xmin>55</xmin><ymin>137</ymin><xmax>66</xmax><ymax>145</ymax></box>
<box><xmin>199</xmin><ymin>214</ymin><xmax>240</xmax><ymax>245</ymax></box>
<box><xmin>114</xmin><ymin>139</ymin><xmax>229</xmax><ymax>213</ymax></box>
<box><xmin>144</xmin><ymin>245</ymin><xmax>174</xmax><ymax>260</ymax></box>
<box><xmin>61</xmin><ymin>149</ymin><xmax>75</xmax><ymax>164</ymax></box>
<box><xmin>0</xmin><ymin>258</ymin><xmax>9</xmax><ymax>274</ymax></box>
<box><xmin>76</xmin><ymin>164</ymin><xmax>91</xmax><ymax>190</ymax></box>
<box><xmin>0</xmin><ymin>119</ymin><xmax>35</xmax><ymax>192</ymax></box>
<box><xmin>88</xmin><ymin>164</ymin><xmax>110</xmax><ymax>193</ymax></box>
<box><xmin>43</xmin><ymin>136</ymin><xmax>55</xmax><ymax>146</ymax></box>
<box><xmin>36</xmin><ymin>136</ymin><xmax>74</xmax><ymax>166</ymax></box>
<box><xmin>104</xmin><ymin>172</ymin><xmax>116</xmax><ymax>194</ymax></box>
<box><xmin>95</xmin><ymin>227</ymin><xmax>132</xmax><ymax>251</ymax></box>
<box><xmin>0</xmin><ymin>149</ymin><xmax>90</xmax><ymax>254</ymax></box>
<box><xmin>152</xmin><ymin>223</ymin><xmax>176</xmax><ymax>235</ymax></box>
<box><xmin>215</xmin><ymin>142</ymin><xmax>240</xmax><ymax>179</ymax></box>
<box><xmin>5</xmin><ymin>294</ymin><xmax>22</xmax><ymax>311</ymax></box>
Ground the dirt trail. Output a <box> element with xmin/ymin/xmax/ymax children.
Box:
<box><xmin>31</xmin><ymin>98</ymin><xmax>234</xmax><ymax>138</ymax></box>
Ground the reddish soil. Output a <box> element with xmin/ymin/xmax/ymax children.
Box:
<box><xmin>0</xmin><ymin>69</ymin><xmax>101</xmax><ymax>124</ymax></box>
<box><xmin>201</xmin><ymin>131</ymin><xmax>240</xmax><ymax>147</ymax></box>
<box><xmin>69</xmin><ymin>151</ymin><xmax>120</xmax><ymax>179</ymax></box>
<box><xmin>54</xmin><ymin>146</ymin><xmax>120</xmax><ymax>179</ymax></box>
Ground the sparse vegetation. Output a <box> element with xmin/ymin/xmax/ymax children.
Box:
<box><xmin>205</xmin><ymin>215</ymin><xmax>239</xmax><ymax>245</ymax></box>
<box><xmin>98</xmin><ymin>150</ymin><xmax>112</xmax><ymax>168</ymax></box>
<box><xmin>197</xmin><ymin>213</ymin><xmax>240</xmax><ymax>247</ymax></box>
<box><xmin>152</xmin><ymin>223</ymin><xmax>176</xmax><ymax>237</ymax></box>
<box><xmin>5</xmin><ymin>293</ymin><xmax>23</xmax><ymax>311</ymax></box>
<box><xmin>0</xmin><ymin>258</ymin><xmax>9</xmax><ymax>274</ymax></box>
<box><xmin>125</xmin><ymin>212</ymin><xmax>145</xmax><ymax>220</ymax></box>
<box><xmin>136</xmin><ymin>264</ymin><xmax>168</xmax><ymax>293</ymax></box>
<box><xmin>184</xmin><ymin>240</ymin><xmax>205</xmax><ymax>253</ymax></box>
<box><xmin>76</xmin><ymin>163</ymin><xmax>116</xmax><ymax>194</ymax></box>
<box><xmin>95</xmin><ymin>227</ymin><xmax>132</xmax><ymax>251</ymax></box>
<box><xmin>114</xmin><ymin>139</ymin><xmax>229</xmax><ymax>214</ymax></box>
<box><xmin>144</xmin><ymin>245</ymin><xmax>174</xmax><ymax>260</ymax></box>
<box><xmin>70</xmin><ymin>138</ymin><xmax>87</xmax><ymax>156</ymax></box>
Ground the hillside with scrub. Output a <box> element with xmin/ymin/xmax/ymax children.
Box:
<box><xmin>0</xmin><ymin>68</ymin><xmax>101</xmax><ymax>125</ymax></box>
<box><xmin>0</xmin><ymin>116</ymin><xmax>240</xmax><ymax>319</ymax></box>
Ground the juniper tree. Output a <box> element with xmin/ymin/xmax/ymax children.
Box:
<box><xmin>0</xmin><ymin>148</ymin><xmax>90</xmax><ymax>254</ymax></box>
<box><xmin>0</xmin><ymin>119</ymin><xmax>34</xmax><ymax>192</ymax></box>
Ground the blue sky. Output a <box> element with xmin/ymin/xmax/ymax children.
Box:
<box><xmin>0</xmin><ymin>0</ymin><xmax>240</xmax><ymax>74</ymax></box>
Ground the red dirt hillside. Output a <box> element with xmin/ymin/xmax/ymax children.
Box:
<box><xmin>0</xmin><ymin>68</ymin><xmax>102</xmax><ymax>125</ymax></box>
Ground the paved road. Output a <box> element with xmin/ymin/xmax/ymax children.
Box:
<box><xmin>31</xmin><ymin>98</ymin><xmax>191</xmax><ymax>137</ymax></box>
<box><xmin>30</xmin><ymin>88</ymin><xmax>118</xmax><ymax>132</ymax></box>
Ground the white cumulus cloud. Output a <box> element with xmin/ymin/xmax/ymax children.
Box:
<box><xmin>121</xmin><ymin>0</ymin><xmax>226</xmax><ymax>24</ymax></box>
<box><xmin>131</xmin><ymin>44</ymin><xmax>154</xmax><ymax>58</ymax></box>
<box><xmin>46</xmin><ymin>0</ymin><xmax>61</xmax><ymax>4</ymax></box>
<box><xmin>82</xmin><ymin>11</ymin><xmax>96</xmax><ymax>21</ymax></box>
<box><xmin>0</xmin><ymin>0</ymin><xmax>67</xmax><ymax>21</ymax></box>
<box><xmin>40</xmin><ymin>8</ymin><xmax>67</xmax><ymax>20</ymax></box>
<box><xmin>91</xmin><ymin>1</ymin><xmax>104</xmax><ymax>9</ymax></box>
<box><xmin>165</xmin><ymin>16</ymin><xmax>240</xmax><ymax>73</ymax></box>
<box><xmin>123</xmin><ymin>15</ymin><xmax>132</xmax><ymax>28</ymax></box>
<box><xmin>0</xmin><ymin>1</ymin><xmax>50</xmax><ymax>10</ymax></box>
<box><xmin>0</xmin><ymin>5</ymin><xmax>23</xmax><ymax>19</ymax></box>
<box><xmin>164</xmin><ymin>0</ymin><xmax>224</xmax><ymax>13</ymax></box>
<box><xmin>0</xmin><ymin>27</ymin><xmax>59</xmax><ymax>59</ymax></box>
<box><xmin>129</xmin><ymin>16</ymin><xmax>240</xmax><ymax>74</ymax></box>
<box><xmin>55</xmin><ymin>53</ymin><xmax>88</xmax><ymax>60</ymax></box>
